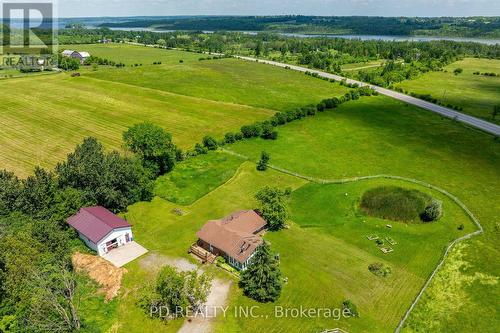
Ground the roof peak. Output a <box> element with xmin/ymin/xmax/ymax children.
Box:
<box><xmin>68</xmin><ymin>206</ymin><xmax>130</xmax><ymax>243</ymax></box>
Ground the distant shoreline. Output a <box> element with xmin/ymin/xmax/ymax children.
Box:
<box><xmin>106</xmin><ymin>27</ymin><xmax>500</xmax><ymax>45</ymax></box>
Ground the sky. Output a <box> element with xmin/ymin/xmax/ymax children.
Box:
<box><xmin>55</xmin><ymin>0</ymin><xmax>500</xmax><ymax>18</ymax></box>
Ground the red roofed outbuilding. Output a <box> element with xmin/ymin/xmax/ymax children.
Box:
<box><xmin>68</xmin><ymin>206</ymin><xmax>133</xmax><ymax>256</ymax></box>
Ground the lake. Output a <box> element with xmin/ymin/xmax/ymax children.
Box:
<box><xmin>108</xmin><ymin>27</ymin><xmax>500</xmax><ymax>45</ymax></box>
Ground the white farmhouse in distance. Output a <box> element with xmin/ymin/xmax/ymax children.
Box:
<box><xmin>61</xmin><ymin>50</ymin><xmax>91</xmax><ymax>64</ymax></box>
<box><xmin>68</xmin><ymin>206</ymin><xmax>133</xmax><ymax>256</ymax></box>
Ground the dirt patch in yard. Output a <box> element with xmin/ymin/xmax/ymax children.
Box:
<box><xmin>139</xmin><ymin>252</ymin><xmax>198</xmax><ymax>273</ymax></box>
<box><xmin>72</xmin><ymin>252</ymin><xmax>125</xmax><ymax>301</ymax></box>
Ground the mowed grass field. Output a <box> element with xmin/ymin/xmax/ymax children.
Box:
<box><xmin>0</xmin><ymin>44</ymin><xmax>349</xmax><ymax>177</ymax></box>
<box><xmin>93</xmin><ymin>93</ymin><xmax>496</xmax><ymax>332</ymax></box>
<box><xmin>395</xmin><ymin>58</ymin><xmax>500</xmax><ymax>124</ymax></box>
<box><xmin>228</xmin><ymin>95</ymin><xmax>500</xmax><ymax>332</ymax></box>
<box><xmin>118</xmin><ymin>160</ymin><xmax>473</xmax><ymax>333</ymax></box>
<box><xmin>84</xmin><ymin>57</ymin><xmax>345</xmax><ymax>110</ymax></box>
<box><xmin>60</xmin><ymin>43</ymin><xmax>202</xmax><ymax>65</ymax></box>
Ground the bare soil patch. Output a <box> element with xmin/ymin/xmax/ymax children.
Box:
<box><xmin>72</xmin><ymin>252</ymin><xmax>126</xmax><ymax>301</ymax></box>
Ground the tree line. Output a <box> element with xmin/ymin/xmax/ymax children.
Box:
<box><xmin>98</xmin><ymin>16</ymin><xmax>500</xmax><ymax>38</ymax></box>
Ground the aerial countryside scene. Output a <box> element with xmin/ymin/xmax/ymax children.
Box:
<box><xmin>0</xmin><ymin>0</ymin><xmax>499</xmax><ymax>333</ymax></box>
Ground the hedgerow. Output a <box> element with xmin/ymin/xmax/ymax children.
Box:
<box><xmin>187</xmin><ymin>87</ymin><xmax>377</xmax><ymax>156</ymax></box>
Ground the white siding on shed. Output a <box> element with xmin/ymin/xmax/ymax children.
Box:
<box><xmin>95</xmin><ymin>227</ymin><xmax>133</xmax><ymax>256</ymax></box>
<box><xmin>77</xmin><ymin>232</ymin><xmax>98</xmax><ymax>252</ymax></box>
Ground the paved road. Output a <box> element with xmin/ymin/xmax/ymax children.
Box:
<box><xmin>235</xmin><ymin>56</ymin><xmax>500</xmax><ymax>136</ymax></box>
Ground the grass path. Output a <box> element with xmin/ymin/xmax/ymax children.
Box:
<box><xmin>221</xmin><ymin>148</ymin><xmax>483</xmax><ymax>332</ymax></box>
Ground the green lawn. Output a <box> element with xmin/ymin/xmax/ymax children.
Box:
<box><xmin>227</xmin><ymin>95</ymin><xmax>500</xmax><ymax>332</ymax></box>
<box><xmin>110</xmin><ymin>156</ymin><xmax>474</xmax><ymax>333</ymax></box>
<box><xmin>116</xmin><ymin>162</ymin><xmax>307</xmax><ymax>333</ymax></box>
<box><xmin>395</xmin><ymin>58</ymin><xmax>500</xmax><ymax>124</ymax></box>
<box><xmin>154</xmin><ymin>151</ymin><xmax>246</xmax><ymax>205</ymax></box>
<box><xmin>215</xmin><ymin>176</ymin><xmax>473</xmax><ymax>333</ymax></box>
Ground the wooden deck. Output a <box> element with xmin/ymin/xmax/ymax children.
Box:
<box><xmin>189</xmin><ymin>243</ymin><xmax>216</xmax><ymax>264</ymax></box>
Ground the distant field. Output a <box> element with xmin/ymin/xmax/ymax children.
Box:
<box><xmin>395</xmin><ymin>58</ymin><xmax>500</xmax><ymax>124</ymax></box>
<box><xmin>0</xmin><ymin>73</ymin><xmax>272</xmax><ymax>177</ymax></box>
<box><xmin>84</xmin><ymin>57</ymin><xmax>349</xmax><ymax>111</ymax></box>
<box><xmin>342</xmin><ymin>60</ymin><xmax>384</xmax><ymax>71</ymax></box>
<box><xmin>59</xmin><ymin>43</ymin><xmax>202</xmax><ymax>65</ymax></box>
<box><xmin>0</xmin><ymin>45</ymin><xmax>349</xmax><ymax>177</ymax></box>
<box><xmin>0</xmin><ymin>55</ymin><xmax>58</xmax><ymax>79</ymax></box>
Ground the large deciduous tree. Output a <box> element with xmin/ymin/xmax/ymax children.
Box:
<box><xmin>0</xmin><ymin>170</ymin><xmax>21</xmax><ymax>216</ymax></box>
<box><xmin>16</xmin><ymin>167</ymin><xmax>57</xmax><ymax>218</ymax></box>
<box><xmin>256</xmin><ymin>151</ymin><xmax>270</xmax><ymax>171</ymax></box>
<box><xmin>56</xmin><ymin>137</ymin><xmax>153</xmax><ymax>212</ymax></box>
<box><xmin>139</xmin><ymin>266</ymin><xmax>212</xmax><ymax>320</ymax></box>
<box><xmin>123</xmin><ymin>122</ymin><xmax>178</xmax><ymax>176</ymax></box>
<box><xmin>255</xmin><ymin>186</ymin><xmax>289</xmax><ymax>231</ymax></box>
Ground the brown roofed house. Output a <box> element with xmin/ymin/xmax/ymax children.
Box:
<box><xmin>194</xmin><ymin>210</ymin><xmax>267</xmax><ymax>270</ymax></box>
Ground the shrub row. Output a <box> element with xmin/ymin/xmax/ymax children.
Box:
<box><xmin>84</xmin><ymin>56</ymin><xmax>125</xmax><ymax>68</ymax></box>
<box><xmin>198</xmin><ymin>55</ymin><xmax>230</xmax><ymax>61</ymax></box>
<box><xmin>393</xmin><ymin>88</ymin><xmax>464</xmax><ymax>111</ymax></box>
<box><xmin>304</xmin><ymin>71</ymin><xmax>337</xmax><ymax>83</ymax></box>
<box><xmin>473</xmin><ymin>71</ymin><xmax>498</xmax><ymax>77</ymax></box>
<box><xmin>339</xmin><ymin>80</ymin><xmax>361</xmax><ymax>88</ymax></box>
<box><xmin>186</xmin><ymin>87</ymin><xmax>377</xmax><ymax>157</ymax></box>
<box><xmin>303</xmin><ymin>70</ymin><xmax>367</xmax><ymax>90</ymax></box>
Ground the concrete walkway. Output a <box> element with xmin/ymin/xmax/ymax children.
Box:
<box><xmin>235</xmin><ymin>56</ymin><xmax>500</xmax><ymax>136</ymax></box>
<box><xmin>102</xmin><ymin>241</ymin><xmax>148</xmax><ymax>267</ymax></box>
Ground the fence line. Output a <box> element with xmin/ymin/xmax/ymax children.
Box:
<box><xmin>269</xmin><ymin>164</ymin><xmax>484</xmax><ymax>332</ymax></box>
<box><xmin>220</xmin><ymin>149</ymin><xmax>484</xmax><ymax>332</ymax></box>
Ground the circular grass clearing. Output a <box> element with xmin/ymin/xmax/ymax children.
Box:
<box><xmin>360</xmin><ymin>186</ymin><xmax>440</xmax><ymax>223</ymax></box>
